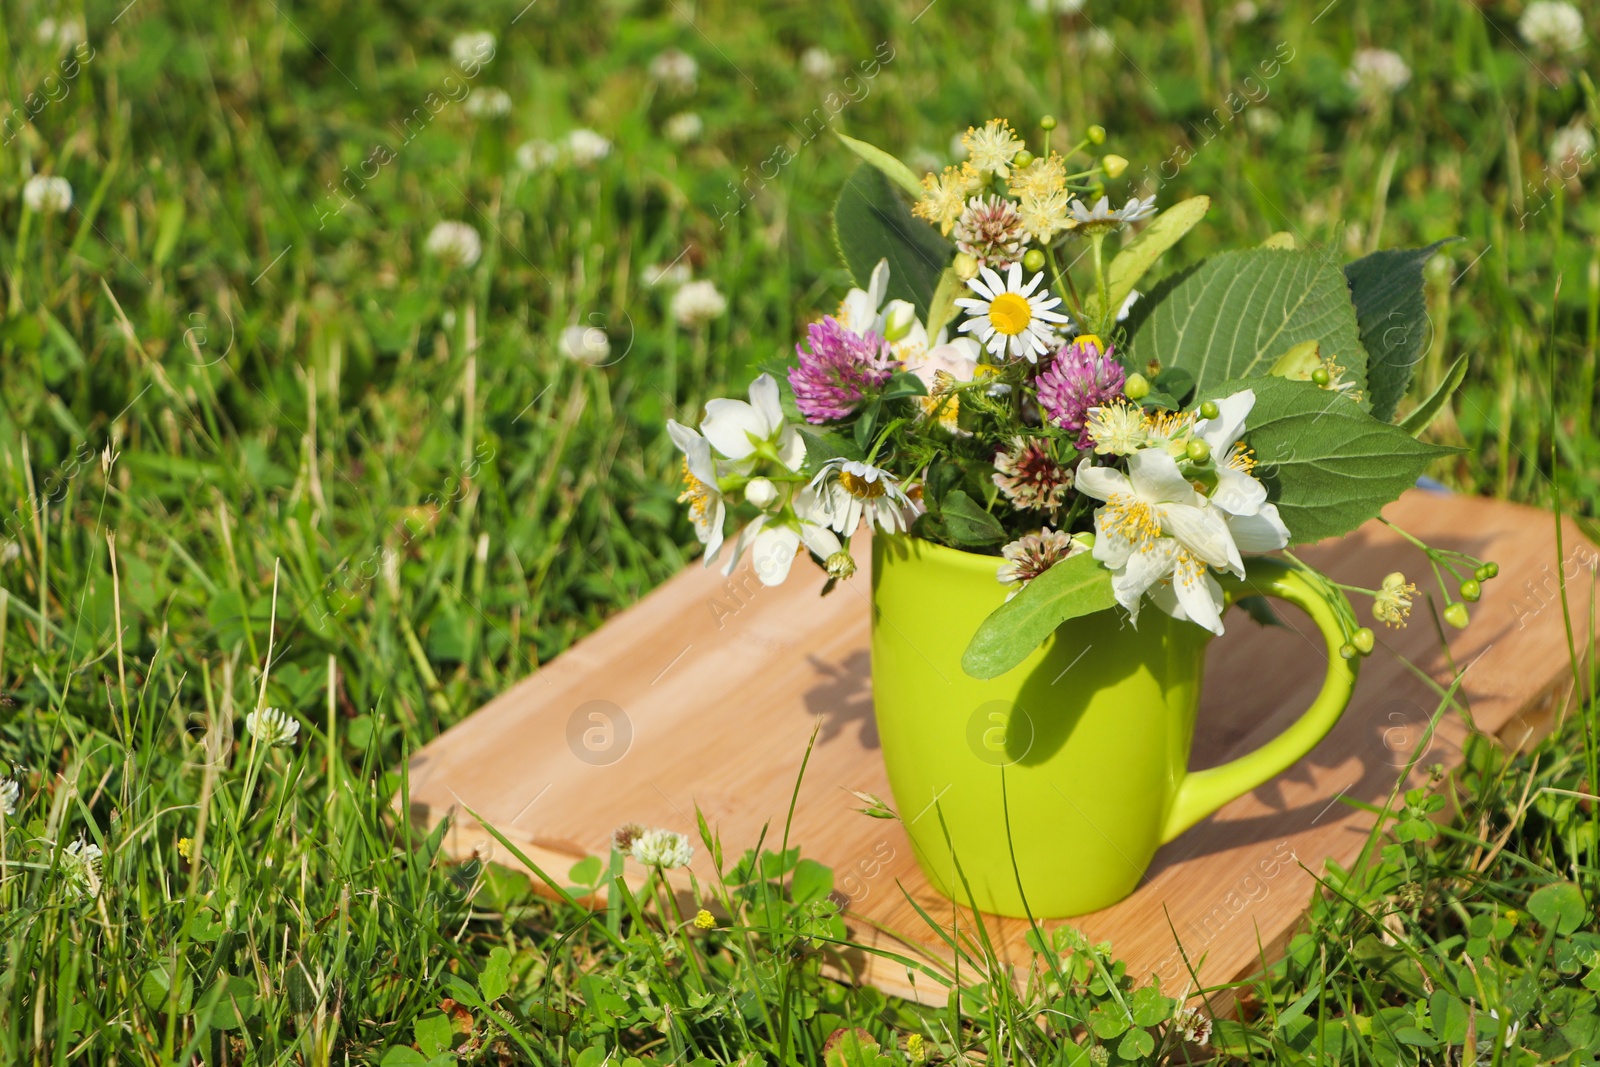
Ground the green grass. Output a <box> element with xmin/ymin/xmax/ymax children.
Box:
<box><xmin>0</xmin><ymin>0</ymin><xmax>1598</xmax><ymax>1062</ymax></box>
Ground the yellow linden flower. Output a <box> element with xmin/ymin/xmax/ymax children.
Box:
<box><xmin>913</xmin><ymin>164</ymin><xmax>980</xmax><ymax>235</ymax></box>
<box><xmin>693</xmin><ymin>908</ymin><xmax>716</xmax><ymax>930</ymax></box>
<box><xmin>1007</xmin><ymin>152</ymin><xmax>1067</xmax><ymax>200</ymax></box>
<box><xmin>963</xmin><ymin>118</ymin><xmax>1025</xmax><ymax>177</ymax></box>
<box><xmin>1373</xmin><ymin>571</ymin><xmax>1418</xmax><ymax>628</ymax></box>
<box><xmin>1017</xmin><ymin>188</ymin><xmax>1072</xmax><ymax>243</ymax></box>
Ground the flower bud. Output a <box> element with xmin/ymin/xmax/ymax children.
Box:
<box><xmin>1013</xmin><ymin>149</ymin><xmax>1035</xmax><ymax>169</ymax></box>
<box><xmin>953</xmin><ymin>252</ymin><xmax>980</xmax><ymax>280</ymax></box>
<box><xmin>744</xmin><ymin>477</ymin><xmax>778</xmax><ymax>508</ymax></box>
<box><xmin>1199</xmin><ymin>400</ymin><xmax>1220</xmax><ymax>420</ymax></box>
<box><xmin>1351</xmin><ymin>627</ymin><xmax>1375</xmax><ymax>654</ymax></box>
<box><xmin>1039</xmin><ymin>115</ymin><xmax>1057</xmax><ymax>130</ymax></box>
<box><xmin>1459</xmin><ymin>578</ymin><xmax>1481</xmax><ymax>602</ymax></box>
<box><xmin>883</xmin><ymin>301</ymin><xmax>917</xmax><ymax>342</ymax></box>
<box><xmin>1311</xmin><ymin>367</ymin><xmax>1331</xmax><ymax>387</ymax></box>
<box><xmin>1475</xmin><ymin>561</ymin><xmax>1499</xmax><ymax>580</ymax></box>
<box><xmin>1186</xmin><ymin>438</ymin><xmax>1211</xmax><ymax>464</ymax></box>
<box><xmin>1340</xmin><ymin>642</ymin><xmax>1358</xmax><ymax>660</ymax></box>
<box><xmin>1443</xmin><ymin>602</ymin><xmax>1470</xmax><ymax>629</ymax></box>
<box><xmin>1101</xmin><ymin>154</ymin><xmax>1129</xmax><ymax>179</ymax></box>
<box><xmin>826</xmin><ymin>550</ymin><xmax>857</xmax><ymax>580</ymax></box>
<box><xmin>1086</xmin><ymin>124</ymin><xmax>1106</xmax><ymax>144</ymax></box>
<box><xmin>1022</xmin><ymin>248</ymin><xmax>1046</xmax><ymax>272</ymax></box>
<box><xmin>1124</xmin><ymin>373</ymin><xmax>1150</xmax><ymax>400</ymax></box>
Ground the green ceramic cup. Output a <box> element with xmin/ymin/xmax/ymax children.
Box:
<box><xmin>870</xmin><ymin>534</ymin><xmax>1358</xmax><ymax>918</ymax></box>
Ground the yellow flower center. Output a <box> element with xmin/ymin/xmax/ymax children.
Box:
<box><xmin>1103</xmin><ymin>493</ymin><xmax>1162</xmax><ymax>549</ymax></box>
<box><xmin>988</xmin><ymin>292</ymin><xmax>1033</xmax><ymax>336</ymax></box>
<box><xmin>1074</xmin><ymin>333</ymin><xmax>1104</xmax><ymax>354</ymax></box>
<box><xmin>839</xmin><ymin>469</ymin><xmax>888</xmax><ymax>499</ymax></box>
<box><xmin>1225</xmin><ymin>442</ymin><xmax>1257</xmax><ymax>475</ymax></box>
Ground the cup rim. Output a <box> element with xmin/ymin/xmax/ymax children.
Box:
<box><xmin>876</xmin><ymin>531</ymin><xmax>1005</xmax><ymax>578</ymax></box>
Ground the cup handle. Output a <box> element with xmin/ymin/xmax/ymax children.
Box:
<box><xmin>1159</xmin><ymin>558</ymin><xmax>1359</xmax><ymax>843</ymax></box>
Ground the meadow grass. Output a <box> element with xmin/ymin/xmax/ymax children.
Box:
<box><xmin>0</xmin><ymin>0</ymin><xmax>1598</xmax><ymax>1062</ymax></box>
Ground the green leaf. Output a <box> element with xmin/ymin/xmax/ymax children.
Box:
<box><xmin>962</xmin><ymin>552</ymin><xmax>1117</xmax><ymax>680</ymax></box>
<box><xmin>1344</xmin><ymin>240</ymin><xmax>1456</xmax><ymax>423</ymax></box>
<box><xmin>1204</xmin><ymin>376</ymin><xmax>1457</xmax><ymax>544</ymax></box>
<box><xmin>834</xmin><ymin>131</ymin><xmax>924</xmax><ymax>198</ymax></box>
<box><xmin>567</xmin><ymin>855</ymin><xmax>602</xmax><ymax>888</ymax></box>
<box><xmin>790</xmin><ymin>858</ymin><xmax>834</xmax><ymax>905</ymax></box>
<box><xmin>381</xmin><ymin>1048</ymin><xmax>431</xmax><ymax>1067</ymax></box>
<box><xmin>1529</xmin><ymin>882</ymin><xmax>1588</xmax><ymax>935</ymax></box>
<box><xmin>200</xmin><ymin>975</ymin><xmax>258</xmax><ymax>1030</ymax></box>
<box><xmin>1129</xmin><ymin>985</ymin><xmax>1173</xmax><ymax>1026</ymax></box>
<box><xmin>880</xmin><ymin>370</ymin><xmax>928</xmax><ymax>400</ymax></box>
<box><xmin>924</xmin><ymin>266</ymin><xmax>962</xmax><ymax>341</ymax></box>
<box><xmin>938</xmin><ymin>490</ymin><xmax>1006</xmax><ymax>547</ymax></box>
<box><xmin>1129</xmin><ymin>248</ymin><xmax>1368</xmax><ymax>402</ymax></box>
<box><xmin>1397</xmin><ymin>354</ymin><xmax>1468</xmax><ymax>437</ymax></box>
<box><xmin>1083</xmin><ymin>195</ymin><xmax>1210</xmax><ymax>325</ymax></box>
<box><xmin>833</xmin><ymin>165</ymin><xmax>952</xmax><ymax>322</ymax></box>
<box><xmin>415</xmin><ymin>1012</ymin><xmax>457</xmax><ymax>1059</ymax></box>
<box><xmin>1118</xmin><ymin>1027</ymin><xmax>1155</xmax><ymax>1059</ymax></box>
<box><xmin>478</xmin><ymin>945</ymin><xmax>512</xmax><ymax>1003</ymax></box>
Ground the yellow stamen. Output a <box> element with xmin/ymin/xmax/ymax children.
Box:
<box><xmin>839</xmin><ymin>469</ymin><xmax>887</xmax><ymax>499</ymax></box>
<box><xmin>1103</xmin><ymin>493</ymin><xmax>1162</xmax><ymax>549</ymax></box>
<box><xmin>1225</xmin><ymin>443</ymin><xmax>1257</xmax><ymax>475</ymax></box>
<box><xmin>988</xmin><ymin>292</ymin><xmax>1033</xmax><ymax>336</ymax></box>
<box><xmin>677</xmin><ymin>459</ymin><xmax>713</xmax><ymax>521</ymax></box>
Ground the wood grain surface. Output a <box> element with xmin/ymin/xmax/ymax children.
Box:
<box><xmin>406</xmin><ymin>489</ymin><xmax>1597</xmax><ymax>1005</ymax></box>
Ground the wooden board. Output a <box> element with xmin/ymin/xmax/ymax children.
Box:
<box><xmin>406</xmin><ymin>489</ymin><xmax>1598</xmax><ymax>1004</ymax></box>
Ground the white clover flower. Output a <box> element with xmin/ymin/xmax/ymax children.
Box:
<box><xmin>425</xmin><ymin>221</ymin><xmax>482</xmax><ymax>268</ymax></box>
<box><xmin>464</xmin><ymin>87</ymin><xmax>512</xmax><ymax>119</ymax></box>
<box><xmin>1345</xmin><ymin>48</ymin><xmax>1411</xmax><ymax>99</ymax></box>
<box><xmin>1245</xmin><ymin>106</ymin><xmax>1284</xmax><ymax>137</ymax></box>
<box><xmin>664</xmin><ymin>111</ymin><xmax>703</xmax><ymax>144</ymax></box>
<box><xmin>630</xmin><ymin>828</ymin><xmax>693</xmax><ymax>869</ymax></box>
<box><xmin>1229</xmin><ymin>1</ymin><xmax>1258</xmax><ymax>24</ymax></box>
<box><xmin>63</xmin><ymin>839</ymin><xmax>103</xmax><ymax>899</ymax></box>
<box><xmin>0</xmin><ymin>777</ymin><xmax>19</xmax><ymax>817</ymax></box>
<box><xmin>799</xmin><ymin>46</ymin><xmax>836</xmax><ymax>79</ymax></box>
<box><xmin>565</xmin><ymin>128</ymin><xmax>612</xmax><ymax>166</ymax></box>
<box><xmin>671</xmin><ymin>279</ymin><xmax>728</xmax><ymax>326</ymax></box>
<box><xmin>23</xmin><ymin>176</ymin><xmax>73</xmax><ymax>215</ymax></box>
<box><xmin>1520</xmin><ymin>1</ymin><xmax>1586</xmax><ymax>58</ymax></box>
<box><xmin>1081</xmin><ymin>26</ymin><xmax>1115</xmax><ymax>58</ymax></box>
<box><xmin>648</xmin><ymin>49</ymin><xmax>699</xmax><ymax>93</ymax></box>
<box><xmin>515</xmin><ymin>139</ymin><xmax>559</xmax><ymax>171</ymax></box>
<box><xmin>245</xmin><ymin>706</ymin><xmax>300</xmax><ymax>747</ymax></box>
<box><xmin>1550</xmin><ymin>122</ymin><xmax>1596</xmax><ymax>173</ymax></box>
<box><xmin>643</xmin><ymin>260</ymin><xmax>692</xmax><ymax>288</ymax></box>
<box><xmin>561</xmin><ymin>324</ymin><xmax>611</xmax><ymax>364</ymax></box>
<box><xmin>450</xmin><ymin>31</ymin><xmax>496</xmax><ymax>70</ymax></box>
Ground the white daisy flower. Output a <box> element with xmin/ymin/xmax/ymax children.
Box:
<box><xmin>464</xmin><ymin>87</ymin><xmax>512</xmax><ymax>118</ymax></box>
<box><xmin>565</xmin><ymin>128</ymin><xmax>612</xmax><ymax>166</ymax></box>
<box><xmin>663</xmin><ymin>111</ymin><xmax>703</xmax><ymax>144</ymax></box>
<box><xmin>1066</xmin><ymin>195</ymin><xmax>1157</xmax><ymax>233</ymax></box>
<box><xmin>1520</xmin><ymin>1</ymin><xmax>1585</xmax><ymax>57</ymax></box>
<box><xmin>809</xmin><ymin>459</ymin><xmax>916</xmax><ymax>536</ymax></box>
<box><xmin>667</xmin><ymin>420</ymin><xmax>729</xmax><ymax>562</ymax></box>
<box><xmin>799</xmin><ymin>46</ymin><xmax>836</xmax><ymax>79</ymax></box>
<box><xmin>450</xmin><ymin>31</ymin><xmax>496</xmax><ymax>70</ymax></box>
<box><xmin>955</xmin><ymin>262</ymin><xmax>1072</xmax><ymax>362</ymax></box>
<box><xmin>424</xmin><ymin>221</ymin><xmax>482</xmax><ymax>268</ymax></box>
<box><xmin>515</xmin><ymin>139</ymin><xmax>559</xmax><ymax>171</ymax></box>
<box><xmin>22</xmin><ymin>176</ymin><xmax>73</xmax><ymax>215</ymax></box>
<box><xmin>245</xmin><ymin>706</ymin><xmax>300</xmax><ymax>747</ymax></box>
<box><xmin>731</xmin><ymin>489</ymin><xmax>843</xmax><ymax>586</ymax></box>
<box><xmin>561</xmin><ymin>324</ymin><xmax>611</xmax><ymax>364</ymax></box>
<box><xmin>671</xmin><ymin>279</ymin><xmax>728</xmax><ymax>326</ymax></box>
<box><xmin>630</xmin><ymin>828</ymin><xmax>693</xmax><ymax>869</ymax></box>
<box><xmin>648</xmin><ymin>49</ymin><xmax>698</xmax><ymax>93</ymax></box>
<box><xmin>62</xmin><ymin>838</ymin><xmax>104</xmax><ymax>899</ymax></box>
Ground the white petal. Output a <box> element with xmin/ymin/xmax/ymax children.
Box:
<box><xmin>1091</xmin><ymin>518</ymin><xmax>1135</xmax><ymax>569</ymax></box>
<box><xmin>1162</xmin><ymin>503</ymin><xmax>1243</xmax><ymax>575</ymax></box>
<box><xmin>704</xmin><ymin>499</ymin><xmax>727</xmax><ymax>561</ymax></box>
<box><xmin>1210</xmin><ymin>466</ymin><xmax>1267</xmax><ymax>517</ymax></box>
<box><xmin>978</xmin><ymin>265</ymin><xmax>1005</xmax><ymax>296</ymax></box>
<box><xmin>1127</xmin><ymin>449</ymin><xmax>1200</xmax><ymax>505</ymax></box>
<box><xmin>719</xmin><ymin>514</ymin><xmax>766</xmax><ymax>575</ymax></box>
<box><xmin>747</xmin><ymin>374</ymin><xmax>783</xmax><ymax>435</ymax></box>
<box><xmin>1171</xmin><ymin>566</ymin><xmax>1226</xmax><ymax>635</ymax></box>
<box><xmin>750</xmin><ymin>525</ymin><xmax>801</xmax><ymax>586</ymax></box>
<box><xmin>1075</xmin><ymin>462</ymin><xmax>1131</xmax><ymax>502</ymax></box>
<box><xmin>1020</xmin><ymin>270</ymin><xmax>1044</xmax><ymax>297</ymax></box>
<box><xmin>866</xmin><ymin>259</ymin><xmax>890</xmax><ymax>315</ymax></box>
<box><xmin>774</xmin><ymin>424</ymin><xmax>806</xmax><ymax>472</ymax></box>
<box><xmin>1227</xmin><ymin>503</ymin><xmax>1291</xmax><ymax>554</ymax></box>
<box><xmin>666</xmin><ymin>419</ymin><xmax>700</xmax><ymax>454</ymax></box>
<box><xmin>799</xmin><ymin>521</ymin><xmax>841</xmax><ymax>559</ymax></box>
<box><xmin>701</xmin><ymin>399</ymin><xmax>765</xmax><ymax>459</ymax></box>
<box><xmin>1195</xmin><ymin>389</ymin><xmax>1255</xmax><ymax>455</ymax></box>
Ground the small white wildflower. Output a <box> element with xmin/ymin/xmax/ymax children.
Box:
<box><xmin>37</xmin><ymin>18</ymin><xmax>86</xmax><ymax>50</ymax></box>
<box><xmin>1081</xmin><ymin>26</ymin><xmax>1115</xmax><ymax>58</ymax></box>
<box><xmin>799</xmin><ymin>46</ymin><xmax>836</xmax><ymax>79</ymax></box>
<box><xmin>425</xmin><ymin>221</ymin><xmax>482</xmax><ymax>268</ymax></box>
<box><xmin>245</xmin><ymin>706</ymin><xmax>300</xmax><ymax>747</ymax></box>
<box><xmin>62</xmin><ymin>839</ymin><xmax>104</xmax><ymax>899</ymax></box>
<box><xmin>23</xmin><ymin>175</ymin><xmax>73</xmax><ymax>215</ymax></box>
<box><xmin>0</xmin><ymin>540</ymin><xmax>19</xmax><ymax>565</ymax></box>
<box><xmin>1519</xmin><ymin>1</ymin><xmax>1586</xmax><ymax>58</ymax></box>
<box><xmin>0</xmin><ymin>777</ymin><xmax>19</xmax><ymax>817</ymax></box>
<box><xmin>1230</xmin><ymin>1</ymin><xmax>1259</xmax><ymax>23</ymax></box>
<box><xmin>648</xmin><ymin>48</ymin><xmax>698</xmax><ymax>93</ymax></box>
<box><xmin>630</xmin><ymin>828</ymin><xmax>694</xmax><ymax>869</ymax></box>
<box><xmin>671</xmin><ymin>279</ymin><xmax>728</xmax><ymax>326</ymax></box>
<box><xmin>644</xmin><ymin>261</ymin><xmax>692</xmax><ymax>288</ymax></box>
<box><xmin>1177</xmin><ymin>1006</ymin><xmax>1213</xmax><ymax>1046</ymax></box>
<box><xmin>565</xmin><ymin>128</ymin><xmax>612</xmax><ymax>166</ymax></box>
<box><xmin>450</xmin><ymin>31</ymin><xmax>496</xmax><ymax>70</ymax></box>
<box><xmin>1345</xmin><ymin>48</ymin><xmax>1411</xmax><ymax>99</ymax></box>
<box><xmin>464</xmin><ymin>87</ymin><xmax>512</xmax><ymax>119</ymax></box>
<box><xmin>515</xmin><ymin>139</ymin><xmax>559</xmax><ymax>171</ymax></box>
<box><xmin>1028</xmin><ymin>0</ymin><xmax>1086</xmax><ymax>13</ymax></box>
<box><xmin>1245</xmin><ymin>106</ymin><xmax>1284</xmax><ymax>137</ymax></box>
<box><xmin>1550</xmin><ymin>121</ymin><xmax>1596</xmax><ymax>173</ymax></box>
<box><xmin>561</xmin><ymin>324</ymin><xmax>612</xmax><ymax>364</ymax></box>
<box><xmin>664</xmin><ymin>111</ymin><xmax>703</xmax><ymax>144</ymax></box>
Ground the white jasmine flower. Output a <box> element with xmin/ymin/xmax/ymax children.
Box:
<box><xmin>799</xmin><ymin>46</ymin><xmax>836</xmax><ymax>78</ymax></box>
<box><xmin>903</xmin><ymin>339</ymin><xmax>980</xmax><ymax>431</ymax></box>
<box><xmin>450</xmin><ymin>31</ymin><xmax>496</xmax><ymax>70</ymax></box>
<box><xmin>648</xmin><ymin>49</ymin><xmax>699</xmax><ymax>93</ymax></box>
<box><xmin>955</xmin><ymin>262</ymin><xmax>1072</xmax><ymax>362</ymax></box>
<box><xmin>565</xmin><ymin>128</ymin><xmax>612</xmax><ymax>166</ymax></box>
<box><xmin>962</xmin><ymin>119</ymin><xmax>1026</xmax><ymax>178</ymax></box>
<box><xmin>1066</xmin><ymin>195</ymin><xmax>1158</xmax><ymax>233</ymax></box>
<box><xmin>1076</xmin><ymin>449</ymin><xmax>1245</xmax><ymax>634</ymax></box>
<box><xmin>245</xmin><ymin>706</ymin><xmax>300</xmax><ymax>747</ymax></box>
<box><xmin>464</xmin><ymin>87</ymin><xmax>512</xmax><ymax>118</ymax></box>
<box><xmin>630</xmin><ymin>828</ymin><xmax>693</xmax><ymax>869</ymax></box>
<box><xmin>1345</xmin><ymin>49</ymin><xmax>1411</xmax><ymax>98</ymax></box>
<box><xmin>667</xmin><ymin>420</ymin><xmax>729</xmax><ymax>562</ymax></box>
<box><xmin>671</xmin><ymin>279</ymin><xmax>728</xmax><ymax>326</ymax></box>
<box><xmin>22</xmin><ymin>176</ymin><xmax>73</xmax><ymax>215</ymax></box>
<box><xmin>515</xmin><ymin>139</ymin><xmax>560</xmax><ymax>171</ymax></box>
<box><xmin>834</xmin><ymin>260</ymin><xmax>926</xmax><ymax>351</ymax></box>
<box><xmin>731</xmin><ymin>489</ymin><xmax>843</xmax><ymax>586</ymax></box>
<box><xmin>644</xmin><ymin>260</ymin><xmax>692</xmax><ymax>288</ymax></box>
<box><xmin>62</xmin><ymin>839</ymin><xmax>104</xmax><ymax>899</ymax></box>
<box><xmin>561</xmin><ymin>324</ymin><xmax>611</xmax><ymax>364</ymax></box>
<box><xmin>424</xmin><ymin>221</ymin><xmax>482</xmax><ymax>268</ymax></box>
<box><xmin>1192</xmin><ymin>390</ymin><xmax>1291</xmax><ymax>553</ymax></box>
<box><xmin>698</xmin><ymin>373</ymin><xmax>805</xmax><ymax>470</ymax></box>
<box><xmin>1519</xmin><ymin>1</ymin><xmax>1585</xmax><ymax>58</ymax></box>
<box><xmin>1550</xmin><ymin>122</ymin><xmax>1596</xmax><ymax>173</ymax></box>
<box><xmin>0</xmin><ymin>777</ymin><xmax>18</xmax><ymax>816</ymax></box>
<box><xmin>664</xmin><ymin>111</ymin><xmax>703</xmax><ymax>144</ymax></box>
<box><xmin>810</xmin><ymin>459</ymin><xmax>916</xmax><ymax>536</ymax></box>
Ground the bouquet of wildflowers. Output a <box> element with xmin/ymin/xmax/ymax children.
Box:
<box><xmin>669</xmin><ymin>116</ymin><xmax>1497</xmax><ymax>675</ymax></box>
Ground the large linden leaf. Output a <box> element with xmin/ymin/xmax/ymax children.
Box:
<box><xmin>1202</xmin><ymin>376</ymin><xmax>1458</xmax><ymax>544</ymax></box>
<box><xmin>832</xmin><ymin>165</ymin><xmax>951</xmax><ymax>321</ymax></box>
<box><xmin>1344</xmin><ymin>239</ymin><xmax>1456</xmax><ymax>423</ymax></box>
<box><xmin>1129</xmin><ymin>248</ymin><xmax>1369</xmax><ymax>403</ymax></box>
